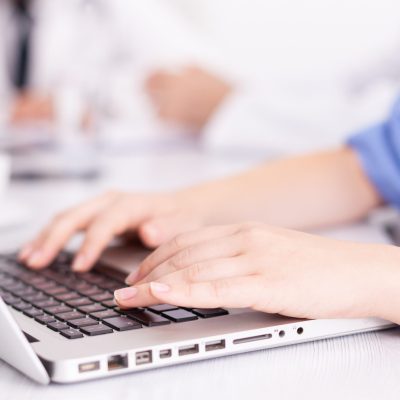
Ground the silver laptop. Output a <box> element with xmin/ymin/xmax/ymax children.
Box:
<box><xmin>0</xmin><ymin>246</ymin><xmax>395</xmax><ymax>385</ymax></box>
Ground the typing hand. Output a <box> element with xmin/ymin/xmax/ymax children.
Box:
<box><xmin>116</xmin><ymin>223</ymin><xmax>394</xmax><ymax>321</ymax></box>
<box><xmin>18</xmin><ymin>191</ymin><xmax>206</xmax><ymax>272</ymax></box>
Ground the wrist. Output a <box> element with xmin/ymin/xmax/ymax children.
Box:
<box><xmin>366</xmin><ymin>245</ymin><xmax>400</xmax><ymax>324</ymax></box>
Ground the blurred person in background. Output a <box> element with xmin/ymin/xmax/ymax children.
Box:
<box><xmin>0</xmin><ymin>0</ymin><xmax>84</xmax><ymax>127</ymax></box>
<box><xmin>2</xmin><ymin>0</ymin><xmax>400</xmax><ymax>158</ymax></box>
<box><xmin>144</xmin><ymin>0</ymin><xmax>400</xmax><ymax>154</ymax></box>
<box><xmin>0</xmin><ymin>0</ymin><xmax>213</xmax><ymax>144</ymax></box>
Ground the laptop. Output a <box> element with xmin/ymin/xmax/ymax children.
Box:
<box><xmin>0</xmin><ymin>247</ymin><xmax>395</xmax><ymax>385</ymax></box>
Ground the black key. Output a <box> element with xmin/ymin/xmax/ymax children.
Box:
<box><xmin>55</xmin><ymin>252</ymin><xmax>73</xmax><ymax>265</ymax></box>
<box><xmin>148</xmin><ymin>304</ymin><xmax>179</xmax><ymax>313</ymax></box>
<box><xmin>116</xmin><ymin>307</ymin><xmax>143</xmax><ymax>316</ymax></box>
<box><xmin>89</xmin><ymin>292</ymin><xmax>113</xmax><ymax>302</ymax></box>
<box><xmin>24</xmin><ymin>292</ymin><xmax>48</xmax><ymax>303</ymax></box>
<box><xmin>68</xmin><ymin>317</ymin><xmax>99</xmax><ymax>329</ymax></box>
<box><xmin>23</xmin><ymin>307</ymin><xmax>43</xmax><ymax>318</ymax></box>
<box><xmin>42</xmin><ymin>285</ymin><xmax>68</xmax><ymax>296</ymax></box>
<box><xmin>47</xmin><ymin>321</ymin><xmax>69</xmax><ymax>332</ymax></box>
<box><xmin>80</xmin><ymin>272</ymin><xmax>107</xmax><ymax>285</ymax></box>
<box><xmin>40</xmin><ymin>269</ymin><xmax>61</xmax><ymax>281</ymax></box>
<box><xmin>16</xmin><ymin>272</ymin><xmax>31</xmax><ymax>281</ymax></box>
<box><xmin>33</xmin><ymin>280</ymin><xmax>57</xmax><ymax>290</ymax></box>
<box><xmin>28</xmin><ymin>276</ymin><xmax>48</xmax><ymax>285</ymax></box>
<box><xmin>80</xmin><ymin>324</ymin><xmax>113</xmax><ymax>336</ymax></box>
<box><xmin>35</xmin><ymin>314</ymin><xmax>56</xmax><ymax>325</ymax></box>
<box><xmin>34</xmin><ymin>299</ymin><xmax>60</xmax><ymax>309</ymax></box>
<box><xmin>72</xmin><ymin>282</ymin><xmax>92</xmax><ymax>291</ymax></box>
<box><xmin>40</xmin><ymin>269</ymin><xmax>64</xmax><ymax>281</ymax></box>
<box><xmin>91</xmin><ymin>309</ymin><xmax>119</xmax><ymax>320</ymax></box>
<box><xmin>57</xmin><ymin>311</ymin><xmax>85</xmax><ymax>322</ymax></box>
<box><xmin>162</xmin><ymin>309</ymin><xmax>198</xmax><ymax>323</ymax></box>
<box><xmin>54</xmin><ymin>292</ymin><xmax>80</xmax><ymax>301</ymax></box>
<box><xmin>61</xmin><ymin>279</ymin><xmax>83</xmax><ymax>291</ymax></box>
<box><xmin>45</xmin><ymin>305</ymin><xmax>72</xmax><ymax>315</ymax></box>
<box><xmin>78</xmin><ymin>304</ymin><xmax>106</xmax><ymax>314</ymax></box>
<box><xmin>12</xmin><ymin>301</ymin><xmax>31</xmax><ymax>311</ymax></box>
<box><xmin>129</xmin><ymin>311</ymin><xmax>171</xmax><ymax>327</ymax></box>
<box><xmin>99</xmin><ymin>280</ymin><xmax>122</xmax><ymax>291</ymax></box>
<box><xmin>103</xmin><ymin>316</ymin><xmax>142</xmax><ymax>331</ymax></box>
<box><xmin>3</xmin><ymin>282</ymin><xmax>24</xmax><ymax>291</ymax></box>
<box><xmin>77</xmin><ymin>286</ymin><xmax>102</xmax><ymax>297</ymax></box>
<box><xmin>192</xmin><ymin>308</ymin><xmax>229</xmax><ymax>318</ymax></box>
<box><xmin>65</xmin><ymin>297</ymin><xmax>93</xmax><ymax>308</ymax></box>
<box><xmin>0</xmin><ymin>277</ymin><xmax>16</xmax><ymax>288</ymax></box>
<box><xmin>102</xmin><ymin>299</ymin><xmax>117</xmax><ymax>308</ymax></box>
<box><xmin>2</xmin><ymin>294</ymin><xmax>20</xmax><ymax>305</ymax></box>
<box><xmin>60</xmin><ymin>328</ymin><xmax>84</xmax><ymax>339</ymax></box>
<box><xmin>13</xmin><ymin>286</ymin><xmax>36</xmax><ymax>297</ymax></box>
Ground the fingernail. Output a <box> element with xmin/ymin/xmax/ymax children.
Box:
<box><xmin>19</xmin><ymin>245</ymin><xmax>34</xmax><ymax>261</ymax></box>
<box><xmin>125</xmin><ymin>270</ymin><xmax>139</xmax><ymax>285</ymax></box>
<box><xmin>150</xmin><ymin>282</ymin><xmax>171</xmax><ymax>293</ymax></box>
<box><xmin>27</xmin><ymin>250</ymin><xmax>43</xmax><ymax>267</ymax></box>
<box><xmin>72</xmin><ymin>254</ymin><xmax>86</xmax><ymax>272</ymax></box>
<box><xmin>114</xmin><ymin>287</ymin><xmax>138</xmax><ymax>302</ymax></box>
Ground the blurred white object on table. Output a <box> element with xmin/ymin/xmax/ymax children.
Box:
<box><xmin>0</xmin><ymin>152</ymin><xmax>30</xmax><ymax>228</ymax></box>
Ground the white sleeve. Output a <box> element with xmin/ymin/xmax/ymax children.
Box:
<box><xmin>109</xmin><ymin>0</ymin><xmax>223</xmax><ymax>73</ymax></box>
<box><xmin>202</xmin><ymin>80</ymin><xmax>399</xmax><ymax>156</ymax></box>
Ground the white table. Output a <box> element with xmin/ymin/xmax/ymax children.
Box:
<box><xmin>1</xmin><ymin>147</ymin><xmax>399</xmax><ymax>400</ymax></box>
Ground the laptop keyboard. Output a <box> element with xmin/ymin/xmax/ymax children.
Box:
<box><xmin>0</xmin><ymin>252</ymin><xmax>229</xmax><ymax>339</ymax></box>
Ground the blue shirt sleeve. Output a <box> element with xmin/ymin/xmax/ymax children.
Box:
<box><xmin>347</xmin><ymin>98</ymin><xmax>400</xmax><ymax>209</ymax></box>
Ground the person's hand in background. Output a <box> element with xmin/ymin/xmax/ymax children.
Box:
<box><xmin>9</xmin><ymin>92</ymin><xmax>54</xmax><ymax>125</ymax></box>
<box><xmin>146</xmin><ymin>66</ymin><xmax>232</xmax><ymax>131</ymax></box>
<box><xmin>118</xmin><ymin>222</ymin><xmax>400</xmax><ymax>324</ymax></box>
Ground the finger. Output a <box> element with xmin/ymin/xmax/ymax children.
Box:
<box><xmin>135</xmin><ymin>235</ymin><xmax>244</xmax><ymax>285</ymax></box>
<box><xmin>22</xmin><ymin>192</ymin><xmax>117</xmax><ymax>269</ymax></box>
<box><xmin>114</xmin><ymin>283</ymin><xmax>160</xmax><ymax>309</ymax></box>
<box><xmin>72</xmin><ymin>201</ymin><xmax>144</xmax><ymax>272</ymax></box>
<box><xmin>152</xmin><ymin>276</ymin><xmax>262</xmax><ymax>309</ymax></box>
<box><xmin>116</xmin><ymin>275</ymin><xmax>263</xmax><ymax>309</ymax></box>
<box><xmin>72</xmin><ymin>194</ymin><xmax>165</xmax><ymax>271</ymax></box>
<box><xmin>130</xmin><ymin>224</ymin><xmax>240</xmax><ymax>284</ymax></box>
<box><xmin>137</xmin><ymin>213</ymin><xmax>202</xmax><ymax>249</ymax></box>
<box><xmin>155</xmin><ymin>256</ymin><xmax>253</xmax><ymax>287</ymax></box>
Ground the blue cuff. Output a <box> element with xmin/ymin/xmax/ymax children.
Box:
<box><xmin>347</xmin><ymin>99</ymin><xmax>400</xmax><ymax>210</ymax></box>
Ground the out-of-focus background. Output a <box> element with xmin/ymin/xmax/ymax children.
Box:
<box><xmin>2</xmin><ymin>1</ymin><xmax>400</xmax><ymax>397</ymax></box>
<box><xmin>0</xmin><ymin>0</ymin><xmax>400</xmax><ymax>237</ymax></box>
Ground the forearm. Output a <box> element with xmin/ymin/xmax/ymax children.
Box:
<box><xmin>179</xmin><ymin>147</ymin><xmax>382</xmax><ymax>230</ymax></box>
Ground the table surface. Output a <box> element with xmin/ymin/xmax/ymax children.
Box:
<box><xmin>0</xmin><ymin>147</ymin><xmax>399</xmax><ymax>400</ymax></box>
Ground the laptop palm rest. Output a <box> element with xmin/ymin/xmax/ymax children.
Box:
<box><xmin>0</xmin><ymin>298</ymin><xmax>49</xmax><ymax>385</ymax></box>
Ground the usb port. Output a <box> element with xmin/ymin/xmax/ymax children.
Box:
<box><xmin>159</xmin><ymin>349</ymin><xmax>172</xmax><ymax>359</ymax></box>
<box><xmin>136</xmin><ymin>351</ymin><xmax>152</xmax><ymax>366</ymax></box>
<box><xmin>178</xmin><ymin>344</ymin><xmax>199</xmax><ymax>356</ymax></box>
<box><xmin>205</xmin><ymin>339</ymin><xmax>226</xmax><ymax>352</ymax></box>
<box><xmin>79</xmin><ymin>361</ymin><xmax>100</xmax><ymax>373</ymax></box>
<box><xmin>108</xmin><ymin>354</ymin><xmax>128</xmax><ymax>371</ymax></box>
